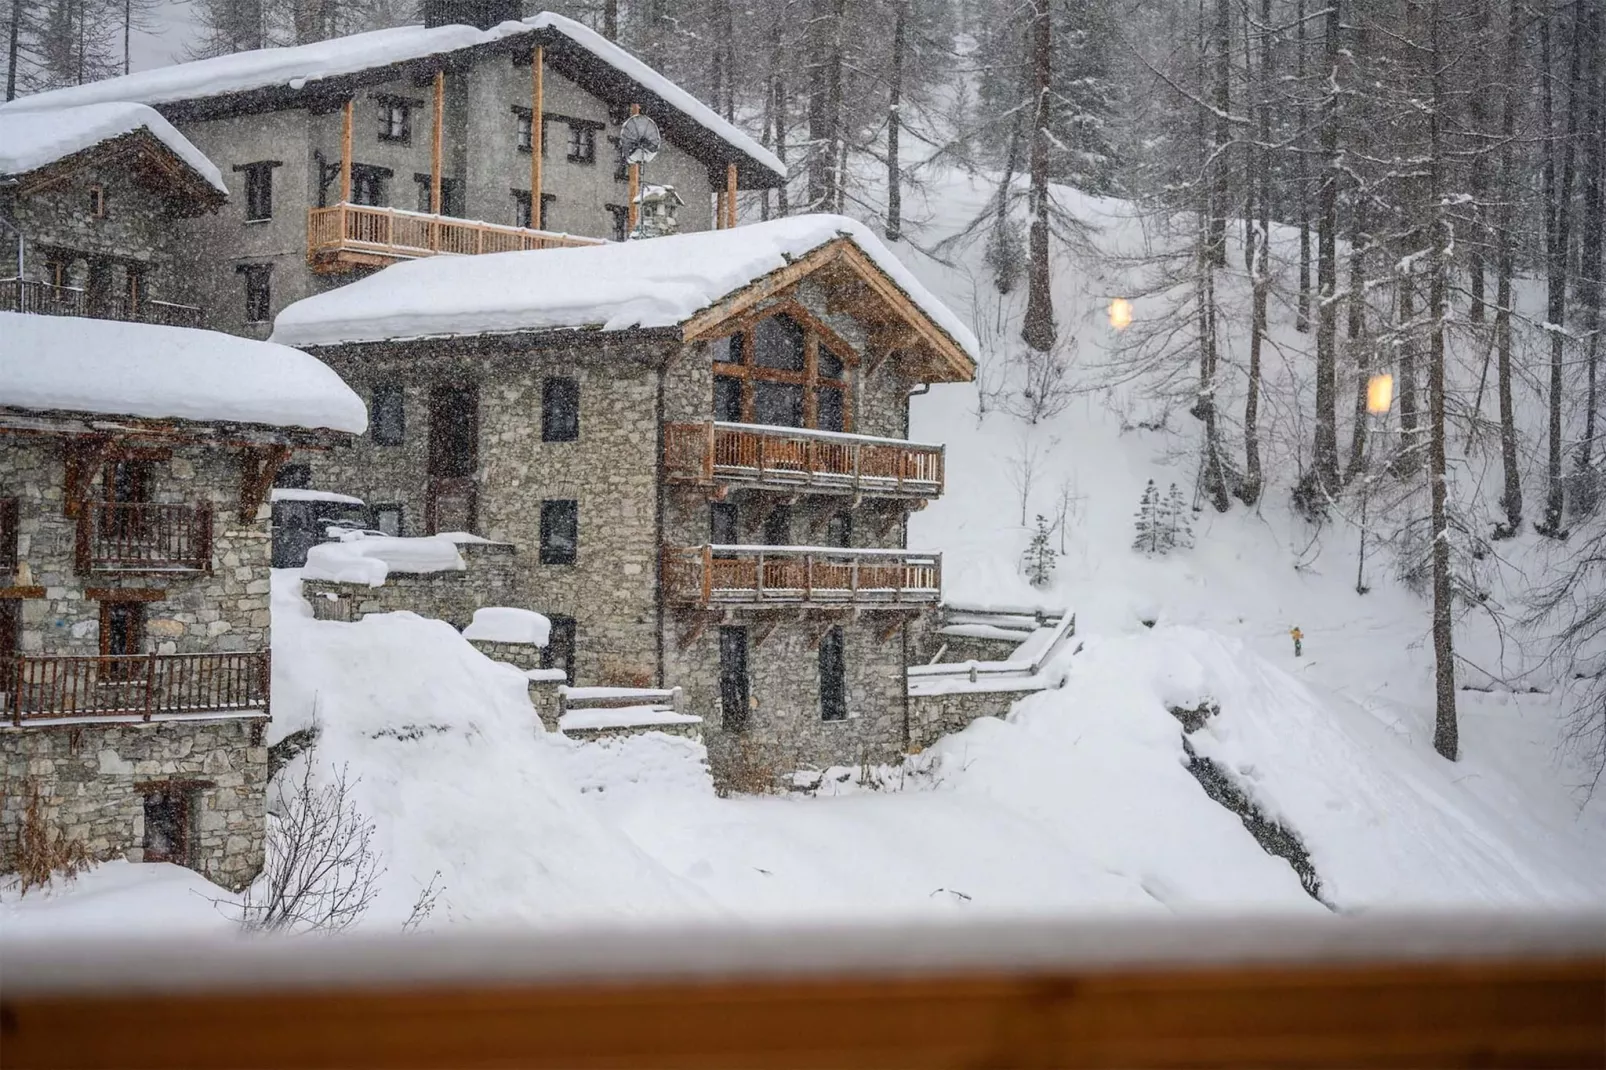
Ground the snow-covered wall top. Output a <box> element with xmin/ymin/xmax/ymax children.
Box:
<box><xmin>0</xmin><ymin>14</ymin><xmax>782</xmax><ymax>182</ymax></box>
<box><xmin>0</xmin><ymin>313</ymin><xmax>368</xmax><ymax>435</ymax></box>
<box><xmin>270</xmin><ymin>214</ymin><xmax>982</xmax><ymax>362</ymax></box>
<box><xmin>0</xmin><ymin>102</ymin><xmax>227</xmax><ymax>194</ymax></box>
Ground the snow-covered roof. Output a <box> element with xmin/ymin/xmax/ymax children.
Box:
<box><xmin>303</xmin><ymin>534</ymin><xmax>466</xmax><ymax>586</ymax></box>
<box><xmin>464</xmin><ymin>607</ymin><xmax>551</xmax><ymax>646</ymax></box>
<box><xmin>0</xmin><ymin>14</ymin><xmax>783</xmax><ymax>185</ymax></box>
<box><xmin>270</xmin><ymin>488</ymin><xmax>366</xmax><ymax>505</ymax></box>
<box><xmin>0</xmin><ymin>102</ymin><xmax>227</xmax><ymax>195</ymax></box>
<box><xmin>270</xmin><ymin>215</ymin><xmax>981</xmax><ymax>370</ymax></box>
<box><xmin>0</xmin><ymin>313</ymin><xmax>366</xmax><ymax>435</ymax></box>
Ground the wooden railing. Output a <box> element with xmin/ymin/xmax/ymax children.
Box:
<box><xmin>75</xmin><ymin>502</ymin><xmax>212</xmax><ymax>573</ymax></box>
<box><xmin>0</xmin><ymin>278</ymin><xmax>203</xmax><ymax>328</ymax></box>
<box><xmin>665</xmin><ymin>422</ymin><xmax>945</xmax><ymax>498</ymax></box>
<box><xmin>663</xmin><ymin>544</ymin><xmax>941</xmax><ymax>606</ymax></box>
<box><xmin>307</xmin><ymin>203</ymin><xmax>604</xmax><ymax>265</ymax></box>
<box><xmin>0</xmin><ymin>651</ymin><xmax>269</xmax><ymax>724</ymax></box>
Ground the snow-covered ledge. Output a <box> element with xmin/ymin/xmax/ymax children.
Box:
<box><xmin>300</xmin><ymin>535</ymin><xmax>517</xmax><ymax>630</ymax></box>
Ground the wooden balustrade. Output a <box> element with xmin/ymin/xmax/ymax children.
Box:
<box><xmin>663</xmin><ymin>544</ymin><xmax>941</xmax><ymax>607</ymax></box>
<box><xmin>0</xmin><ymin>651</ymin><xmax>269</xmax><ymax>724</ymax></box>
<box><xmin>75</xmin><ymin>502</ymin><xmax>213</xmax><ymax>573</ymax></box>
<box><xmin>0</xmin><ymin>279</ymin><xmax>203</xmax><ymax>328</ymax></box>
<box><xmin>307</xmin><ymin>203</ymin><xmax>603</xmax><ymax>270</ymax></box>
<box><xmin>664</xmin><ymin>422</ymin><xmax>945</xmax><ymax>498</ymax></box>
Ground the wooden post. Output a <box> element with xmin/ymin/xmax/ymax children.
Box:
<box><xmin>431</xmin><ymin>70</ymin><xmax>444</xmax><ymax>215</ymax></box>
<box><xmin>340</xmin><ymin>98</ymin><xmax>353</xmax><ymax>203</ymax></box>
<box><xmin>627</xmin><ymin>103</ymin><xmax>640</xmax><ymax>235</ymax></box>
<box><xmin>531</xmin><ymin>44</ymin><xmax>543</xmax><ymax>227</ymax></box>
<box><xmin>726</xmin><ymin>162</ymin><xmax>738</xmax><ymax>229</ymax></box>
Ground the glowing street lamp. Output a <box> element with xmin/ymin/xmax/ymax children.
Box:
<box><xmin>1108</xmin><ymin>298</ymin><xmax>1133</xmax><ymax>331</ymax></box>
<box><xmin>1367</xmin><ymin>373</ymin><xmax>1394</xmax><ymax>415</ymax></box>
<box><xmin>1356</xmin><ymin>374</ymin><xmax>1394</xmax><ymax>594</ymax></box>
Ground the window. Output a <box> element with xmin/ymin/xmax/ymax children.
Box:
<box><xmin>45</xmin><ymin>258</ymin><xmax>68</xmax><ymax>287</ymax></box>
<box><xmin>543</xmin><ymin>615</ymin><xmax>576</xmax><ymax>685</ymax></box>
<box><xmin>372</xmin><ymin>504</ymin><xmax>404</xmax><ymax>538</ymax></box>
<box><xmin>234</xmin><ymin>160</ymin><xmax>279</xmax><ymax>221</ymax></box>
<box><xmin>566</xmin><ymin>122</ymin><xmax>596</xmax><ymax>164</ymax></box>
<box><xmin>414</xmin><ymin>174</ymin><xmax>457</xmax><ymax>216</ymax></box>
<box><xmin>541</xmin><ymin>377</ymin><xmax>580</xmax><ymax>442</ymax></box>
<box><xmin>540</xmin><ymin>499</ymin><xmax>578</xmax><ymax>564</ymax></box>
<box><xmin>711</xmin><ymin>307</ymin><xmax>855</xmax><ymax>431</ymax></box>
<box><xmin>239</xmin><ymin>264</ymin><xmax>271</xmax><ymax>324</ymax></box>
<box><xmin>719</xmin><ymin>626</ymin><xmax>749</xmax><ymax>729</ymax></box>
<box><xmin>826</xmin><ymin>511</ymin><xmax>853</xmax><ymax>548</ymax></box>
<box><xmin>377</xmin><ymin>97</ymin><xmax>411</xmax><ymax>142</ymax></box>
<box><xmin>610</xmin><ymin>136</ymin><xmax>628</xmax><ymax>181</ymax></box>
<box><xmin>1</xmin><ymin>497</ymin><xmax>19</xmax><ymax>576</ymax></box>
<box><xmin>100</xmin><ymin>601</ymin><xmax>146</xmax><ymax>680</ymax></box>
<box><xmin>819</xmin><ymin>625</ymin><xmax>847</xmax><ymax>721</ymax></box>
<box><xmin>606</xmin><ymin>203</ymin><xmax>629</xmax><ymax>242</ymax></box>
<box><xmin>710</xmin><ymin>501</ymin><xmax>739</xmax><ymax>546</ymax></box>
<box><xmin>761</xmin><ymin>504</ymin><xmax>790</xmax><ymax>547</ymax></box>
<box><xmin>350</xmin><ymin>164</ymin><xmax>390</xmax><ymax>207</ymax></box>
<box><xmin>512</xmin><ymin>190</ymin><xmax>555</xmax><ymax>230</ymax></box>
<box><xmin>371</xmin><ymin>383</ymin><xmax>405</xmax><ymax>446</ymax></box>
<box><xmin>514</xmin><ymin>108</ymin><xmax>534</xmax><ymax>153</ymax></box>
<box><xmin>142</xmin><ymin>786</ymin><xmax>192</xmax><ymax>865</ymax></box>
<box><xmin>88</xmin><ymin>184</ymin><xmax>106</xmax><ymax>218</ymax></box>
<box><xmin>273</xmin><ymin>464</ymin><xmax>311</xmax><ymax>490</ymax></box>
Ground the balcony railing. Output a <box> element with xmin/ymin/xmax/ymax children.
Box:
<box><xmin>0</xmin><ymin>278</ymin><xmax>203</xmax><ymax>328</ymax></box>
<box><xmin>665</xmin><ymin>422</ymin><xmax>945</xmax><ymax>499</ymax></box>
<box><xmin>663</xmin><ymin>544</ymin><xmax>941</xmax><ymax>607</ymax></box>
<box><xmin>76</xmin><ymin>502</ymin><xmax>213</xmax><ymax>573</ymax></box>
<box><xmin>307</xmin><ymin>203</ymin><xmax>604</xmax><ymax>268</ymax></box>
<box><xmin>0</xmin><ymin>652</ymin><xmax>269</xmax><ymax>724</ymax></box>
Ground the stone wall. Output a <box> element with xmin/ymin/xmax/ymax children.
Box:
<box><xmin>563</xmin><ymin>719</ymin><xmax>702</xmax><ymax>744</ymax></box>
<box><xmin>301</xmin><ymin>541</ymin><xmax>519</xmax><ymax>629</ymax></box>
<box><xmin>0</xmin><ymin>715</ymin><xmax>268</xmax><ymax>890</ymax></box>
<box><xmin>906</xmin><ymin>686</ymin><xmax>1033</xmax><ymax>752</ymax></box>
<box><xmin>3</xmin><ymin>438</ymin><xmax>272</xmax><ymax>658</ymax></box>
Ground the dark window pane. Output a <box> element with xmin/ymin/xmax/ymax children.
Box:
<box><xmin>761</xmin><ymin>504</ymin><xmax>790</xmax><ymax>546</ymax></box>
<box><xmin>753</xmin><ymin>381</ymin><xmax>804</xmax><ymax>427</ymax></box>
<box><xmin>710</xmin><ymin>501</ymin><xmax>739</xmax><ymax>545</ymax></box>
<box><xmin>712</xmin><ymin>334</ymin><xmax>742</xmax><ymax>364</ymax></box>
<box><xmin>818</xmin><ymin>344</ymin><xmax>844</xmax><ymax>380</ymax></box>
<box><xmin>143</xmin><ymin>790</ymin><xmax>188</xmax><ymax>864</ymax></box>
<box><xmin>273</xmin><ymin>463</ymin><xmax>311</xmax><ymax>489</ymax></box>
<box><xmin>819</xmin><ymin>625</ymin><xmax>846</xmax><ymax>721</ymax></box>
<box><xmin>373</xmin><ymin>505</ymin><xmax>403</xmax><ymax>537</ymax></box>
<box><xmin>371</xmin><ymin>383</ymin><xmax>405</xmax><ymax>445</ymax></box>
<box><xmin>753</xmin><ymin>314</ymin><xmax>805</xmax><ymax>371</ymax></box>
<box><xmin>542</xmin><ymin>377</ymin><xmax>580</xmax><ymax>442</ymax></box>
<box><xmin>542</xmin><ymin>615</ymin><xmax>577</xmax><ymax>685</ymax></box>
<box><xmin>719</xmin><ymin>626</ymin><xmax>749</xmax><ymax>729</ymax></box>
<box><xmin>826</xmin><ymin>511</ymin><xmax>852</xmax><ymax>547</ymax></box>
<box><xmin>714</xmin><ymin>376</ymin><xmax>744</xmax><ymax>422</ymax></box>
<box><xmin>817</xmin><ymin>387</ymin><xmax>845</xmax><ymax>432</ymax></box>
<box><xmin>540</xmin><ymin>499</ymin><xmax>578</xmax><ymax>564</ymax></box>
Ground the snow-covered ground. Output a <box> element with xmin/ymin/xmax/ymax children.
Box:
<box><xmin>5</xmin><ymin>163</ymin><xmax>1603</xmax><ymax>938</ymax></box>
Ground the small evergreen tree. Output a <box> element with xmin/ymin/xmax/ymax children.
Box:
<box><xmin>1022</xmin><ymin>513</ymin><xmax>1056</xmax><ymax>587</ymax></box>
<box><xmin>1132</xmin><ymin>480</ymin><xmax>1162</xmax><ymax>555</ymax></box>
<box><xmin>1164</xmin><ymin>482</ymin><xmax>1195</xmax><ymax>550</ymax></box>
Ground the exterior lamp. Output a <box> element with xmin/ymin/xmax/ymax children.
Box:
<box><xmin>1356</xmin><ymin>373</ymin><xmax>1395</xmax><ymax>595</ymax></box>
<box><xmin>1367</xmin><ymin>373</ymin><xmax>1394</xmax><ymax>415</ymax></box>
<box><xmin>1108</xmin><ymin>298</ymin><xmax>1133</xmax><ymax>331</ymax></box>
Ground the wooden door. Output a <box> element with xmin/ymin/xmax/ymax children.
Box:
<box><xmin>142</xmin><ymin>788</ymin><xmax>190</xmax><ymax>865</ymax></box>
<box><xmin>426</xmin><ymin>384</ymin><xmax>479</xmax><ymax>534</ymax></box>
<box><xmin>719</xmin><ymin>626</ymin><xmax>749</xmax><ymax>729</ymax></box>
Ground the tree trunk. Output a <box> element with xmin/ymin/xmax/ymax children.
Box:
<box><xmin>1346</xmin><ymin>198</ymin><xmax>1370</xmax><ymax>479</ymax></box>
<box><xmin>1398</xmin><ymin>271</ymin><xmax>1420</xmax><ymax>469</ymax></box>
<box><xmin>826</xmin><ymin>0</ymin><xmax>846</xmax><ymax>213</ymax></box>
<box><xmin>1242</xmin><ymin>0</ymin><xmax>1273</xmax><ymax>505</ymax></box>
<box><xmin>1295</xmin><ymin>0</ymin><xmax>1312</xmax><ymax>333</ymax></box>
<box><xmin>885</xmin><ymin>0</ymin><xmax>906</xmax><ymax>241</ymax></box>
<box><xmin>1311</xmin><ymin>0</ymin><xmax>1342</xmax><ymax>493</ymax></box>
<box><xmin>6</xmin><ymin>0</ymin><xmax>21</xmax><ymax>100</ymax></box>
<box><xmin>805</xmin><ymin>0</ymin><xmax>834</xmax><ymax>210</ymax></box>
<box><xmin>1021</xmin><ymin>0</ymin><xmax>1057</xmax><ymax>352</ymax></box>
<box><xmin>1428</xmin><ymin>0</ymin><xmax>1457</xmax><ymax>762</ymax></box>
<box><xmin>1574</xmin><ymin>0</ymin><xmax>1603</xmax><ymax>478</ymax></box>
<box><xmin>1210</xmin><ymin>0</ymin><xmax>1230</xmax><ymax>267</ymax></box>
<box><xmin>1539</xmin><ymin>5</ymin><xmax>1583</xmax><ymax>536</ymax></box>
<box><xmin>1495</xmin><ymin>0</ymin><xmax>1522</xmax><ymax>533</ymax></box>
<box><xmin>603</xmin><ymin>0</ymin><xmax>617</xmax><ymax>40</ymax></box>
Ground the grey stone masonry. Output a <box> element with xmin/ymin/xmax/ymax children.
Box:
<box><xmin>302</xmin><ymin>541</ymin><xmax>518</xmax><ymax>629</ymax></box>
<box><xmin>906</xmin><ymin>688</ymin><xmax>1033</xmax><ymax>753</ymax></box>
<box><xmin>0</xmin><ymin>715</ymin><xmax>268</xmax><ymax>891</ymax></box>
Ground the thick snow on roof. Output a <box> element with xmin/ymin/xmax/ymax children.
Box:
<box><xmin>0</xmin><ymin>14</ymin><xmax>782</xmax><ymax>182</ymax></box>
<box><xmin>0</xmin><ymin>313</ymin><xmax>367</xmax><ymax>434</ymax></box>
<box><xmin>271</xmin><ymin>215</ymin><xmax>981</xmax><ymax>362</ymax></box>
<box><xmin>0</xmin><ymin>102</ymin><xmax>227</xmax><ymax>193</ymax></box>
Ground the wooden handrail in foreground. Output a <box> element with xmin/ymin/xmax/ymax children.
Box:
<box><xmin>2</xmin><ymin>914</ymin><xmax>1601</xmax><ymax>1067</ymax></box>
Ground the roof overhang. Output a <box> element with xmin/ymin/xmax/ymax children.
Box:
<box><xmin>0</xmin><ymin>406</ymin><xmax>349</xmax><ymax>449</ymax></box>
<box><xmin>8</xmin><ymin>129</ymin><xmax>226</xmax><ymax>215</ymax></box>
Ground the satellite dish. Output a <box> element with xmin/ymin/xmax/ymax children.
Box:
<box><xmin>619</xmin><ymin>114</ymin><xmax>662</xmax><ymax>165</ymax></box>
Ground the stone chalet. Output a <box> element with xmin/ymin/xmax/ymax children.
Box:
<box><xmin>0</xmin><ymin>313</ymin><xmax>365</xmax><ymax>890</ymax></box>
<box><xmin>271</xmin><ymin>215</ymin><xmax>978</xmax><ymax>779</ymax></box>
<box><xmin>0</xmin><ymin>3</ymin><xmax>786</xmax><ymax>339</ymax></box>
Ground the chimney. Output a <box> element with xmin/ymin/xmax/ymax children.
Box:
<box><xmin>422</xmin><ymin>0</ymin><xmax>523</xmax><ymax>30</ymax></box>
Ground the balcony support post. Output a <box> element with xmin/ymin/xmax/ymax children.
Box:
<box><xmin>531</xmin><ymin>45</ymin><xmax>544</xmax><ymax>223</ymax></box>
<box><xmin>340</xmin><ymin>98</ymin><xmax>353</xmax><ymax>203</ymax></box>
<box><xmin>431</xmin><ymin>70</ymin><xmax>445</xmax><ymax>216</ymax></box>
<box><xmin>627</xmin><ymin>103</ymin><xmax>640</xmax><ymax>234</ymax></box>
<box><xmin>726</xmin><ymin>163</ymin><xmax>738</xmax><ymax>229</ymax></box>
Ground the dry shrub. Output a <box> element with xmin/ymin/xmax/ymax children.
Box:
<box><xmin>599</xmin><ymin>659</ymin><xmax>655</xmax><ymax>689</ymax></box>
<box><xmin>718</xmin><ymin>735</ymin><xmax>795</xmax><ymax>797</ymax></box>
<box><xmin>6</xmin><ymin>781</ymin><xmax>93</xmax><ymax>896</ymax></box>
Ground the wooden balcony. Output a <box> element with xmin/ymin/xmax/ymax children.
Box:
<box><xmin>663</xmin><ymin>544</ymin><xmax>941</xmax><ymax>607</ymax></box>
<box><xmin>1</xmin><ymin>278</ymin><xmax>204</xmax><ymax>329</ymax></box>
<box><xmin>1</xmin><ymin>651</ymin><xmax>269</xmax><ymax>724</ymax></box>
<box><xmin>307</xmin><ymin>203</ymin><xmax>605</xmax><ymax>272</ymax></box>
<box><xmin>75</xmin><ymin>502</ymin><xmax>213</xmax><ymax>574</ymax></box>
<box><xmin>665</xmin><ymin>422</ymin><xmax>945</xmax><ymax>499</ymax></box>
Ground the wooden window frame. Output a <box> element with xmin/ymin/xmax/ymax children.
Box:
<box><xmin>605</xmin><ymin>204</ymin><xmax>629</xmax><ymax>242</ymax></box>
<box><xmin>237</xmin><ymin>264</ymin><xmax>272</xmax><ymax>324</ymax></box>
<box><xmin>541</xmin><ymin>377</ymin><xmax>580</xmax><ymax>443</ymax></box>
<box><xmin>233</xmin><ymin>160</ymin><xmax>281</xmax><ymax>222</ymax></box>
<box><xmin>371</xmin><ymin>504</ymin><xmax>404</xmax><ymax>538</ymax></box>
<box><xmin>88</xmin><ymin>184</ymin><xmax>107</xmax><ymax>219</ymax></box>
<box><xmin>710</xmin><ymin>301</ymin><xmax>857</xmax><ymax>432</ymax></box>
<box><xmin>511</xmin><ymin>189</ymin><xmax>555</xmax><ymax>230</ymax></box>
<box><xmin>98</xmin><ymin>599</ymin><xmax>147</xmax><ymax>660</ymax></box>
<box><xmin>375</xmin><ymin>96</ymin><xmax>414</xmax><ymax>144</ymax></box>
<box><xmin>349</xmin><ymin>164</ymin><xmax>391</xmax><ymax>208</ymax></box>
<box><xmin>371</xmin><ymin>383</ymin><xmax>405</xmax><ymax>446</ymax></box>
<box><xmin>539</xmin><ymin>499</ymin><xmax>578</xmax><ymax>565</ymax></box>
<box><xmin>413</xmin><ymin>173</ymin><xmax>456</xmax><ymax>216</ymax></box>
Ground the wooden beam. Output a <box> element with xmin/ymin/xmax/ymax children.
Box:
<box><xmin>806</xmin><ymin>611</ymin><xmax>849</xmax><ymax>649</ymax></box>
<box><xmin>339</xmin><ymin>98</ymin><xmax>353</xmax><ymax>203</ymax></box>
<box><xmin>62</xmin><ymin>436</ymin><xmax>114</xmax><ymax>517</ymax></box>
<box><xmin>238</xmin><ymin>445</ymin><xmax>291</xmax><ymax>523</ymax></box>
<box><xmin>837</xmin><ymin>242</ymin><xmax>974</xmax><ymax>383</ymax></box>
<box><xmin>681</xmin><ymin>242</ymin><xmax>846</xmax><ymax>342</ymax></box>
<box><xmin>431</xmin><ymin>70</ymin><xmax>444</xmax><ymax>215</ymax></box>
<box><xmin>85</xmin><ymin>586</ymin><xmax>166</xmax><ymax>602</ymax></box>
<box><xmin>677</xmin><ymin>610</ymin><xmax>715</xmax><ymax>648</ymax></box>
<box><xmin>726</xmin><ymin>162</ymin><xmax>738</xmax><ymax>229</ymax></box>
<box><xmin>627</xmin><ymin>103</ymin><xmax>640</xmax><ymax>235</ymax></box>
<box><xmin>531</xmin><ymin>45</ymin><xmax>543</xmax><ymax>222</ymax></box>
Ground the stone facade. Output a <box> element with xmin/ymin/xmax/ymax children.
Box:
<box><xmin>302</xmin><ymin>541</ymin><xmax>519</xmax><ymax>628</ymax></box>
<box><xmin>0</xmin><ymin>716</ymin><xmax>268</xmax><ymax>891</ymax></box>
<box><xmin>906</xmin><ymin>687</ymin><xmax>1035</xmax><ymax>752</ymax></box>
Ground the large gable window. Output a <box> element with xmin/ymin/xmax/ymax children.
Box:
<box><xmin>710</xmin><ymin>307</ymin><xmax>855</xmax><ymax>431</ymax></box>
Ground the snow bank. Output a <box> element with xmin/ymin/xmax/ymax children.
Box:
<box><xmin>0</xmin><ymin>102</ymin><xmax>226</xmax><ymax>193</ymax></box>
<box><xmin>270</xmin><ymin>488</ymin><xmax>365</xmax><ymax>505</ymax></box>
<box><xmin>560</xmin><ymin>708</ymin><xmax>702</xmax><ymax>731</ymax></box>
<box><xmin>0</xmin><ymin>313</ymin><xmax>366</xmax><ymax>434</ymax></box>
<box><xmin>464</xmin><ymin>607</ymin><xmax>551</xmax><ymax>646</ymax></box>
<box><xmin>1</xmin><ymin>862</ymin><xmax>235</xmax><ymax>941</ymax></box>
<box><xmin>302</xmin><ymin>535</ymin><xmax>464</xmax><ymax>587</ymax></box>
<box><xmin>270</xmin><ymin>215</ymin><xmax>979</xmax><ymax>363</ymax></box>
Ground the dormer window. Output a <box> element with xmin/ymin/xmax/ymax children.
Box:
<box><xmin>88</xmin><ymin>185</ymin><xmax>107</xmax><ymax>218</ymax></box>
<box><xmin>710</xmin><ymin>307</ymin><xmax>856</xmax><ymax>432</ymax></box>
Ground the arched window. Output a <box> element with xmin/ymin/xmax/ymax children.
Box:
<box><xmin>709</xmin><ymin>307</ymin><xmax>855</xmax><ymax>431</ymax></box>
